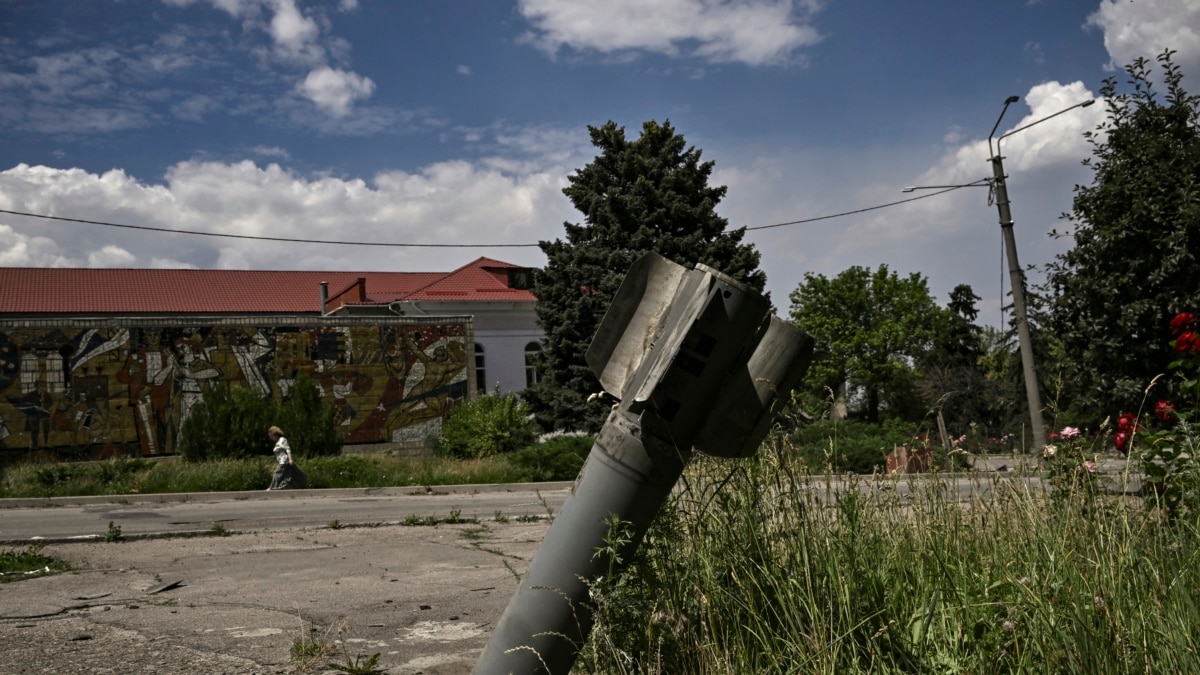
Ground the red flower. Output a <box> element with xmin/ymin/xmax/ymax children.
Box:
<box><xmin>1155</xmin><ymin>400</ymin><xmax>1176</xmax><ymax>422</ymax></box>
<box><xmin>1114</xmin><ymin>431</ymin><xmax>1129</xmax><ymax>454</ymax></box>
<box><xmin>1170</xmin><ymin>312</ymin><xmax>1195</xmax><ymax>336</ymax></box>
<box><xmin>1176</xmin><ymin>331</ymin><xmax>1199</xmax><ymax>353</ymax></box>
<box><xmin>1118</xmin><ymin>412</ymin><xmax>1136</xmax><ymax>433</ymax></box>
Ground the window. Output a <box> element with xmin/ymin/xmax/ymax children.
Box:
<box><xmin>474</xmin><ymin>343</ymin><xmax>486</xmax><ymax>393</ymax></box>
<box><xmin>524</xmin><ymin>342</ymin><xmax>542</xmax><ymax>388</ymax></box>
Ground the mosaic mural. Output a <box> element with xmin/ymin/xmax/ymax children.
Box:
<box><xmin>0</xmin><ymin>318</ymin><xmax>472</xmax><ymax>461</ymax></box>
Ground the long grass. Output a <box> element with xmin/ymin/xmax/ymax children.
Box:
<box><xmin>0</xmin><ymin>453</ymin><xmax>533</xmax><ymax>498</ymax></box>
<box><xmin>580</xmin><ymin>435</ymin><xmax>1200</xmax><ymax>674</ymax></box>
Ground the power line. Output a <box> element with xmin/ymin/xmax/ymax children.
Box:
<box><xmin>0</xmin><ymin>185</ymin><xmax>965</xmax><ymax>248</ymax></box>
<box><xmin>0</xmin><ymin>207</ymin><xmax>535</xmax><ymax>247</ymax></box>
<box><xmin>743</xmin><ymin>185</ymin><xmax>966</xmax><ymax>231</ymax></box>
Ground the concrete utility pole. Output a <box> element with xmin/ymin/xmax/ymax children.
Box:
<box><xmin>906</xmin><ymin>96</ymin><xmax>1094</xmax><ymax>454</ymax></box>
<box><xmin>473</xmin><ymin>253</ymin><xmax>813</xmax><ymax>675</ymax></box>
<box><xmin>988</xmin><ymin>95</ymin><xmax>1094</xmax><ymax>453</ymax></box>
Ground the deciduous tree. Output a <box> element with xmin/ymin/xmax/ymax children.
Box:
<box><xmin>788</xmin><ymin>265</ymin><xmax>940</xmax><ymax>423</ymax></box>
<box><xmin>1047</xmin><ymin>50</ymin><xmax>1200</xmax><ymax>417</ymax></box>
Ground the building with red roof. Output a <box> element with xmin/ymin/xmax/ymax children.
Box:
<box><xmin>0</xmin><ymin>258</ymin><xmax>542</xmax><ymax>460</ymax></box>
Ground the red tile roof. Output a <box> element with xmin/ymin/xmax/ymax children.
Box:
<box><xmin>0</xmin><ymin>258</ymin><xmax>536</xmax><ymax>315</ymax></box>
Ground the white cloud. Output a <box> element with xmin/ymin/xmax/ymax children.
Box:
<box><xmin>251</xmin><ymin>145</ymin><xmax>291</xmax><ymax>158</ymax></box>
<box><xmin>87</xmin><ymin>245</ymin><xmax>137</xmax><ymax>267</ymax></box>
<box><xmin>0</xmin><ymin>127</ymin><xmax>589</xmax><ymax>272</ymax></box>
<box><xmin>157</xmin><ymin>0</ymin><xmax>377</xmax><ymax>117</ymax></box>
<box><xmin>457</xmin><ymin>64</ymin><xmax>471</xmax><ymax>76</ymax></box>
<box><xmin>269</xmin><ymin>0</ymin><xmax>324</xmax><ymax>64</ymax></box>
<box><xmin>846</xmin><ymin>81</ymin><xmax>1102</xmax><ymax>248</ymax></box>
<box><xmin>0</xmin><ymin>224</ymin><xmax>75</xmax><ymax>267</ymax></box>
<box><xmin>517</xmin><ymin>0</ymin><xmax>823</xmax><ymax>66</ymax></box>
<box><xmin>1087</xmin><ymin>0</ymin><xmax>1200</xmax><ymax>75</ymax></box>
<box><xmin>296</xmin><ymin>66</ymin><xmax>376</xmax><ymax>117</ymax></box>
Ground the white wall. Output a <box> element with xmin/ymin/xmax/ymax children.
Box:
<box><xmin>394</xmin><ymin>300</ymin><xmax>543</xmax><ymax>396</ymax></box>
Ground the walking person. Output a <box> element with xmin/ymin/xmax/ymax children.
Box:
<box><xmin>266</xmin><ymin>425</ymin><xmax>307</xmax><ymax>490</ymax></box>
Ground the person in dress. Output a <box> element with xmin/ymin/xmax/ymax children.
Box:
<box><xmin>266</xmin><ymin>425</ymin><xmax>306</xmax><ymax>490</ymax></box>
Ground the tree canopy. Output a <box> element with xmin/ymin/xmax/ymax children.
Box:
<box><xmin>525</xmin><ymin>119</ymin><xmax>765</xmax><ymax>432</ymax></box>
<box><xmin>788</xmin><ymin>265</ymin><xmax>942</xmax><ymax>424</ymax></box>
<box><xmin>1047</xmin><ymin>50</ymin><xmax>1200</xmax><ymax>417</ymax></box>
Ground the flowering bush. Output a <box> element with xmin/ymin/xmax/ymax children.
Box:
<box><xmin>1117</xmin><ymin>312</ymin><xmax>1200</xmax><ymax>518</ymax></box>
<box><xmin>1041</xmin><ymin>424</ymin><xmax>1102</xmax><ymax>503</ymax></box>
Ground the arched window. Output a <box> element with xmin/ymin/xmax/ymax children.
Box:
<box><xmin>524</xmin><ymin>342</ymin><xmax>542</xmax><ymax>388</ymax></box>
<box><xmin>474</xmin><ymin>343</ymin><xmax>486</xmax><ymax>394</ymax></box>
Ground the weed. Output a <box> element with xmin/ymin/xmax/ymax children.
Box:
<box><xmin>494</xmin><ymin>510</ymin><xmax>509</xmax><ymax>523</ymax></box>
<box><xmin>327</xmin><ymin>519</ymin><xmax>343</xmax><ymax>530</ymax></box>
<box><xmin>290</xmin><ymin>616</ymin><xmax>338</xmax><ymax>672</ymax></box>
<box><xmin>401</xmin><ymin>514</ymin><xmax>421</xmax><ymax>526</ymax></box>
<box><xmin>446</xmin><ymin>508</ymin><xmax>463</xmax><ymax>524</ymax></box>
<box><xmin>327</xmin><ymin>651</ymin><xmax>383</xmax><ymax>675</ymax></box>
<box><xmin>104</xmin><ymin>521</ymin><xmax>123</xmax><ymax>543</ymax></box>
<box><xmin>209</xmin><ymin>523</ymin><xmax>230</xmax><ymax>537</ymax></box>
<box><xmin>536</xmin><ymin>490</ymin><xmax>555</xmax><ymax>520</ymax></box>
<box><xmin>459</xmin><ymin>525</ymin><xmax>490</xmax><ymax>542</ymax></box>
<box><xmin>0</xmin><ymin>546</ymin><xmax>70</xmax><ymax>582</ymax></box>
<box><xmin>423</xmin><ymin>515</ymin><xmax>439</xmax><ymax>526</ymax></box>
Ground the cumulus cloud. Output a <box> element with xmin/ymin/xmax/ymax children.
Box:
<box><xmin>87</xmin><ymin>245</ymin><xmax>137</xmax><ymax>267</ymax></box>
<box><xmin>1087</xmin><ymin>0</ymin><xmax>1200</xmax><ymax>75</ymax></box>
<box><xmin>156</xmin><ymin>0</ymin><xmax>376</xmax><ymax>117</ymax></box>
<box><xmin>295</xmin><ymin>66</ymin><xmax>376</xmax><ymax>117</ymax></box>
<box><xmin>848</xmin><ymin>81</ymin><xmax>1103</xmax><ymax>246</ymax></box>
<box><xmin>517</xmin><ymin>0</ymin><xmax>823</xmax><ymax>66</ymax></box>
<box><xmin>269</xmin><ymin>0</ymin><xmax>324</xmax><ymax>64</ymax></box>
<box><xmin>0</xmin><ymin>126</ymin><xmax>588</xmax><ymax>272</ymax></box>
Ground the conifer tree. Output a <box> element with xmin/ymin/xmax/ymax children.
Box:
<box><xmin>525</xmin><ymin>120</ymin><xmax>765</xmax><ymax>432</ymax></box>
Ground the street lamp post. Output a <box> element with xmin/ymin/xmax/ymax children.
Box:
<box><xmin>905</xmin><ymin>95</ymin><xmax>1094</xmax><ymax>453</ymax></box>
<box><xmin>989</xmin><ymin>96</ymin><xmax>1094</xmax><ymax>453</ymax></box>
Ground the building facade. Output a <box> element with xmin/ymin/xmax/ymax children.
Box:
<box><xmin>0</xmin><ymin>258</ymin><xmax>541</xmax><ymax>461</ymax></box>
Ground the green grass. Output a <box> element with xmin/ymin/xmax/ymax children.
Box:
<box><xmin>0</xmin><ymin>545</ymin><xmax>71</xmax><ymax>582</ymax></box>
<box><xmin>578</xmin><ymin>436</ymin><xmax>1200</xmax><ymax>674</ymax></box>
<box><xmin>0</xmin><ymin>453</ymin><xmax>544</xmax><ymax>498</ymax></box>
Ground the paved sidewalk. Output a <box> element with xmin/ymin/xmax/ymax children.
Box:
<box><xmin>0</xmin><ymin>519</ymin><xmax>549</xmax><ymax>674</ymax></box>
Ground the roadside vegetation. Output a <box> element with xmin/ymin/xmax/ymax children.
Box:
<box><xmin>0</xmin><ymin>545</ymin><xmax>70</xmax><ymax>582</ymax></box>
<box><xmin>577</xmin><ymin>438</ymin><xmax>1200</xmax><ymax>674</ymax></box>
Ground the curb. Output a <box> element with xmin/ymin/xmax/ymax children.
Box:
<box><xmin>0</xmin><ymin>481</ymin><xmax>576</xmax><ymax>509</ymax></box>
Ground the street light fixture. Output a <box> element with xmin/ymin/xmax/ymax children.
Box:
<box><xmin>904</xmin><ymin>95</ymin><xmax>1094</xmax><ymax>453</ymax></box>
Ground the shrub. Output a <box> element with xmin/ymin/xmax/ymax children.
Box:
<box><xmin>792</xmin><ymin>418</ymin><xmax>915</xmax><ymax>474</ymax></box>
<box><xmin>508</xmin><ymin>434</ymin><xmax>593</xmax><ymax>482</ymax></box>
<box><xmin>178</xmin><ymin>384</ymin><xmax>275</xmax><ymax>462</ymax></box>
<box><xmin>436</xmin><ymin>390</ymin><xmax>538</xmax><ymax>459</ymax></box>
<box><xmin>277</xmin><ymin>375</ymin><xmax>343</xmax><ymax>459</ymax></box>
<box><xmin>178</xmin><ymin>374</ymin><xmax>341</xmax><ymax>462</ymax></box>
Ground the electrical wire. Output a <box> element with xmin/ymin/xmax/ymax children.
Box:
<box><xmin>0</xmin><ymin>184</ymin><xmax>966</xmax><ymax>248</ymax></box>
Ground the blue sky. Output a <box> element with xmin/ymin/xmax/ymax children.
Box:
<box><xmin>1</xmin><ymin>0</ymin><xmax>1197</xmax><ymax>323</ymax></box>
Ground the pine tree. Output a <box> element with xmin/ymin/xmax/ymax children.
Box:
<box><xmin>525</xmin><ymin>120</ymin><xmax>765</xmax><ymax>432</ymax></box>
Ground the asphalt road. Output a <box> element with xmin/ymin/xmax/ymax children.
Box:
<box><xmin>0</xmin><ymin>466</ymin><xmax>1143</xmax><ymax>544</ymax></box>
<box><xmin>0</xmin><ymin>484</ymin><xmax>574</xmax><ymax>543</ymax></box>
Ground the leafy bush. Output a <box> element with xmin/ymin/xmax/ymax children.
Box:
<box><xmin>508</xmin><ymin>433</ymin><xmax>593</xmax><ymax>482</ymax></box>
<box><xmin>435</xmin><ymin>391</ymin><xmax>538</xmax><ymax>459</ymax></box>
<box><xmin>178</xmin><ymin>384</ymin><xmax>275</xmax><ymax>462</ymax></box>
<box><xmin>792</xmin><ymin>418</ymin><xmax>916</xmax><ymax>474</ymax></box>
<box><xmin>277</xmin><ymin>375</ymin><xmax>343</xmax><ymax>459</ymax></box>
<box><xmin>178</xmin><ymin>375</ymin><xmax>341</xmax><ymax>462</ymax></box>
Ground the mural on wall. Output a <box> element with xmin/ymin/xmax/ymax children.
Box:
<box><xmin>0</xmin><ymin>319</ymin><xmax>471</xmax><ymax>460</ymax></box>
